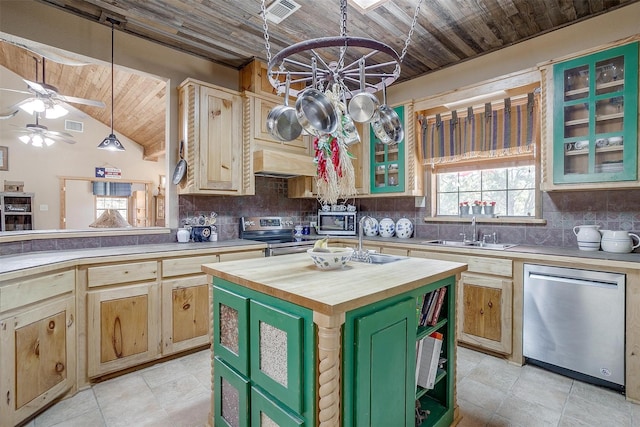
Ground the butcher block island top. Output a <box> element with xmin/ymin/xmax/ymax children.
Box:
<box><xmin>201</xmin><ymin>252</ymin><xmax>467</xmax><ymax>315</ymax></box>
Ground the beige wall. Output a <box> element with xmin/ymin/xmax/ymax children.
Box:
<box><xmin>389</xmin><ymin>2</ymin><xmax>640</xmax><ymax>105</ymax></box>
<box><xmin>0</xmin><ymin>0</ymin><xmax>240</xmax><ymax>229</ymax></box>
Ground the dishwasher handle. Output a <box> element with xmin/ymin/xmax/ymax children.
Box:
<box><xmin>527</xmin><ymin>272</ymin><xmax>620</xmax><ymax>289</ymax></box>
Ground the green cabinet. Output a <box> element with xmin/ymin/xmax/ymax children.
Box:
<box><xmin>343</xmin><ymin>276</ymin><xmax>456</xmax><ymax>427</ymax></box>
<box><xmin>552</xmin><ymin>42</ymin><xmax>638</xmax><ymax>184</ymax></box>
<box><xmin>212</xmin><ymin>279</ymin><xmax>315</xmax><ymax>426</ymax></box>
<box><xmin>370</xmin><ymin>106</ymin><xmax>406</xmax><ymax>193</ymax></box>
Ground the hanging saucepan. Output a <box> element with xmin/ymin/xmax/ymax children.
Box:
<box><xmin>371</xmin><ymin>82</ymin><xmax>404</xmax><ymax>145</ymax></box>
<box><xmin>172</xmin><ymin>140</ymin><xmax>187</xmax><ymax>185</ymax></box>
<box><xmin>347</xmin><ymin>58</ymin><xmax>379</xmax><ymax>123</ymax></box>
<box><xmin>295</xmin><ymin>58</ymin><xmax>338</xmax><ymax>136</ymax></box>
<box><xmin>339</xmin><ymin>88</ymin><xmax>360</xmax><ymax>146</ymax></box>
<box><xmin>266</xmin><ymin>73</ymin><xmax>302</xmax><ymax>142</ymax></box>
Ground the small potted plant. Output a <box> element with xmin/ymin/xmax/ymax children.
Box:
<box><xmin>459</xmin><ymin>201</ymin><xmax>470</xmax><ymax>216</ymax></box>
<box><xmin>484</xmin><ymin>201</ymin><xmax>496</xmax><ymax>216</ymax></box>
<box><xmin>471</xmin><ymin>200</ymin><xmax>483</xmax><ymax>215</ymax></box>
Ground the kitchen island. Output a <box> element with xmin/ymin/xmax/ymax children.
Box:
<box><xmin>202</xmin><ymin>253</ymin><xmax>467</xmax><ymax>427</ymax></box>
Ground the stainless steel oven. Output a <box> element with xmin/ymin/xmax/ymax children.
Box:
<box><xmin>240</xmin><ymin>216</ymin><xmax>318</xmax><ymax>256</ymax></box>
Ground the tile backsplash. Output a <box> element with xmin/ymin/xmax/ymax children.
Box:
<box><xmin>181</xmin><ymin>177</ymin><xmax>640</xmax><ymax>250</ymax></box>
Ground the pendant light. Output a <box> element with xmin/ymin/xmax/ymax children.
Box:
<box><xmin>98</xmin><ymin>19</ymin><xmax>125</xmax><ymax>151</ymax></box>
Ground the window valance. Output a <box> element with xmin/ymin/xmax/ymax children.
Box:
<box><xmin>419</xmin><ymin>92</ymin><xmax>539</xmax><ymax>165</ymax></box>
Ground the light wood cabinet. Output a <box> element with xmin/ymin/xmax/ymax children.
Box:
<box><xmin>0</xmin><ymin>192</ymin><xmax>34</xmax><ymax>231</ymax></box>
<box><xmin>0</xmin><ymin>295</ymin><xmax>75</xmax><ymax>427</ymax></box>
<box><xmin>86</xmin><ymin>282</ymin><xmax>160</xmax><ymax>377</ymax></box>
<box><xmin>178</xmin><ymin>78</ymin><xmax>253</xmax><ymax>195</ymax></box>
<box><xmin>458</xmin><ymin>272</ymin><xmax>512</xmax><ymax>354</ymax></box>
<box><xmin>410</xmin><ymin>248</ymin><xmax>513</xmax><ymax>355</ymax></box>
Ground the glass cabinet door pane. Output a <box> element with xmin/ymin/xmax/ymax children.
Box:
<box><xmin>595</xmin><ymin>55</ymin><xmax>625</xmax><ymax>96</ymax></box>
<box><xmin>564</xmin><ymin>65</ymin><xmax>589</xmax><ymax>101</ymax></box>
<box><xmin>563</xmin><ymin>103</ymin><xmax>589</xmax><ymax>138</ymax></box>
<box><xmin>595</xmin><ymin>98</ymin><xmax>624</xmax><ymax>134</ymax></box>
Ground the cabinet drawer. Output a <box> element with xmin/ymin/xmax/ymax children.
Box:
<box><xmin>410</xmin><ymin>250</ymin><xmax>512</xmax><ymax>277</ymax></box>
<box><xmin>219</xmin><ymin>250</ymin><xmax>265</xmax><ymax>262</ymax></box>
<box><xmin>0</xmin><ymin>269</ymin><xmax>75</xmax><ymax>313</ymax></box>
<box><xmin>162</xmin><ymin>255</ymin><xmax>218</xmax><ymax>278</ymax></box>
<box><xmin>87</xmin><ymin>261</ymin><xmax>157</xmax><ymax>287</ymax></box>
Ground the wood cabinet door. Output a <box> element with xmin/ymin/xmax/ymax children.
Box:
<box><xmin>0</xmin><ymin>296</ymin><xmax>75</xmax><ymax>427</ymax></box>
<box><xmin>198</xmin><ymin>85</ymin><xmax>243</xmax><ymax>192</ymax></box>
<box><xmin>347</xmin><ymin>297</ymin><xmax>416</xmax><ymax>427</ymax></box>
<box><xmin>161</xmin><ymin>275</ymin><xmax>211</xmax><ymax>355</ymax></box>
<box><xmin>213</xmin><ymin>356</ymin><xmax>250</xmax><ymax>427</ymax></box>
<box><xmin>458</xmin><ymin>272</ymin><xmax>513</xmax><ymax>354</ymax></box>
<box><xmin>87</xmin><ymin>283</ymin><xmax>160</xmax><ymax>377</ymax></box>
<box><xmin>251</xmin><ymin>95</ymin><xmax>310</xmax><ymax>155</ymax></box>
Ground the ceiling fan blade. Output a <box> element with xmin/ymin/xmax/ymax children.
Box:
<box><xmin>0</xmin><ymin>87</ymin><xmax>31</xmax><ymax>95</ymax></box>
<box><xmin>56</xmin><ymin>94</ymin><xmax>105</xmax><ymax>108</ymax></box>
<box><xmin>47</xmin><ymin>133</ymin><xmax>77</xmax><ymax>144</ymax></box>
<box><xmin>23</xmin><ymin>79</ymin><xmax>54</xmax><ymax>96</ymax></box>
<box><xmin>47</xmin><ymin>129</ymin><xmax>75</xmax><ymax>139</ymax></box>
<box><xmin>0</xmin><ymin>110</ymin><xmax>19</xmax><ymax>120</ymax></box>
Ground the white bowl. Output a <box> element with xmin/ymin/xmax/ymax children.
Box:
<box><xmin>379</xmin><ymin>218</ymin><xmax>395</xmax><ymax>237</ymax></box>
<box><xmin>307</xmin><ymin>247</ymin><xmax>354</xmax><ymax>270</ymax></box>
<box><xmin>395</xmin><ymin>218</ymin><xmax>414</xmax><ymax>238</ymax></box>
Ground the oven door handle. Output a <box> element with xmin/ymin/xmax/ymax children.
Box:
<box><xmin>269</xmin><ymin>245</ymin><xmax>313</xmax><ymax>256</ymax></box>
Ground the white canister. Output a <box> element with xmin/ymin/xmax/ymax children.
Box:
<box><xmin>177</xmin><ymin>228</ymin><xmax>190</xmax><ymax>243</ymax></box>
<box><xmin>573</xmin><ymin>225</ymin><xmax>601</xmax><ymax>251</ymax></box>
<box><xmin>600</xmin><ymin>230</ymin><xmax>640</xmax><ymax>253</ymax></box>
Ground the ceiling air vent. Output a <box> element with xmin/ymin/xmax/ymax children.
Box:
<box><xmin>264</xmin><ymin>0</ymin><xmax>301</xmax><ymax>24</ymax></box>
<box><xmin>65</xmin><ymin>120</ymin><xmax>83</xmax><ymax>133</ymax></box>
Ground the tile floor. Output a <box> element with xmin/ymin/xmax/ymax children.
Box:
<box><xmin>23</xmin><ymin>346</ymin><xmax>640</xmax><ymax>427</ymax></box>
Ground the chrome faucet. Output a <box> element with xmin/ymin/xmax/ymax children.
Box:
<box><xmin>471</xmin><ymin>216</ymin><xmax>477</xmax><ymax>242</ymax></box>
<box><xmin>356</xmin><ymin>215</ymin><xmax>373</xmax><ymax>260</ymax></box>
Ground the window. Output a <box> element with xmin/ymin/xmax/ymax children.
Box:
<box><xmin>96</xmin><ymin>197</ymin><xmax>128</xmax><ymax>220</ymax></box>
<box><xmin>436</xmin><ymin>162</ymin><xmax>536</xmax><ymax>217</ymax></box>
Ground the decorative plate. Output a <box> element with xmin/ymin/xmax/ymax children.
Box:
<box><xmin>395</xmin><ymin>218</ymin><xmax>413</xmax><ymax>239</ymax></box>
<box><xmin>362</xmin><ymin>217</ymin><xmax>379</xmax><ymax>237</ymax></box>
<box><xmin>378</xmin><ymin>217</ymin><xmax>395</xmax><ymax>238</ymax></box>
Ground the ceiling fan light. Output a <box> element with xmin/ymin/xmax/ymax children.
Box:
<box><xmin>44</xmin><ymin>137</ymin><xmax>55</xmax><ymax>146</ymax></box>
<box><xmin>32</xmin><ymin>134</ymin><xmax>44</xmax><ymax>147</ymax></box>
<box><xmin>98</xmin><ymin>134</ymin><xmax>125</xmax><ymax>151</ymax></box>
<box><xmin>45</xmin><ymin>104</ymin><xmax>69</xmax><ymax>119</ymax></box>
<box><xmin>19</xmin><ymin>135</ymin><xmax>30</xmax><ymax>144</ymax></box>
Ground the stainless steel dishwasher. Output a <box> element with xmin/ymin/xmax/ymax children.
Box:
<box><xmin>523</xmin><ymin>264</ymin><xmax>625</xmax><ymax>391</ymax></box>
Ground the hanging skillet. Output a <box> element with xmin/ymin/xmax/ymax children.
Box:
<box><xmin>172</xmin><ymin>140</ymin><xmax>187</xmax><ymax>185</ymax></box>
<box><xmin>371</xmin><ymin>82</ymin><xmax>404</xmax><ymax>145</ymax></box>
<box><xmin>295</xmin><ymin>57</ymin><xmax>338</xmax><ymax>136</ymax></box>
<box><xmin>266</xmin><ymin>73</ymin><xmax>302</xmax><ymax>142</ymax></box>
<box><xmin>348</xmin><ymin>58</ymin><xmax>379</xmax><ymax>123</ymax></box>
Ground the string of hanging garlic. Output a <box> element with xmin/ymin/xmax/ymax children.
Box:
<box><xmin>314</xmin><ymin>86</ymin><xmax>358</xmax><ymax>205</ymax></box>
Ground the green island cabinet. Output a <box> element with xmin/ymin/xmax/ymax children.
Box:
<box><xmin>552</xmin><ymin>42</ymin><xmax>638</xmax><ymax>185</ymax></box>
<box><xmin>370</xmin><ymin>105</ymin><xmax>406</xmax><ymax>193</ymax></box>
<box><xmin>206</xmin><ymin>253</ymin><xmax>463</xmax><ymax>427</ymax></box>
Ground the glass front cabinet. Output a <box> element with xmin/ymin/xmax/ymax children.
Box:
<box><xmin>551</xmin><ymin>42</ymin><xmax>638</xmax><ymax>186</ymax></box>
<box><xmin>370</xmin><ymin>105</ymin><xmax>406</xmax><ymax>194</ymax></box>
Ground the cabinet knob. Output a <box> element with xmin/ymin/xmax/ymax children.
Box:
<box><xmin>48</xmin><ymin>320</ymin><xmax>56</xmax><ymax>331</ymax></box>
<box><xmin>55</xmin><ymin>362</ymin><xmax>65</xmax><ymax>373</ymax></box>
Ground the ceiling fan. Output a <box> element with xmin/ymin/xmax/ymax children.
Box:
<box><xmin>1</xmin><ymin>57</ymin><xmax>105</xmax><ymax>119</ymax></box>
<box><xmin>9</xmin><ymin>113</ymin><xmax>76</xmax><ymax>147</ymax></box>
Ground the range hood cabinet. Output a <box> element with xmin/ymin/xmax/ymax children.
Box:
<box><xmin>253</xmin><ymin>149</ymin><xmax>316</xmax><ymax>178</ymax></box>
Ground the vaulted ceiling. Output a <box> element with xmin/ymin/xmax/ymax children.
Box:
<box><xmin>1</xmin><ymin>0</ymin><xmax>638</xmax><ymax>158</ymax></box>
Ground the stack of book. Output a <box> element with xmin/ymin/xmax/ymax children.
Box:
<box><xmin>415</xmin><ymin>331</ymin><xmax>444</xmax><ymax>390</ymax></box>
<box><xmin>417</xmin><ymin>287</ymin><xmax>447</xmax><ymax>327</ymax></box>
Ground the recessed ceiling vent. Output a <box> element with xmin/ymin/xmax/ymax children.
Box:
<box><xmin>65</xmin><ymin>120</ymin><xmax>84</xmax><ymax>133</ymax></box>
<box><xmin>264</xmin><ymin>0</ymin><xmax>301</xmax><ymax>24</ymax></box>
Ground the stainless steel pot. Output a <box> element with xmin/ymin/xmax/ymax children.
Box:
<box><xmin>371</xmin><ymin>83</ymin><xmax>403</xmax><ymax>145</ymax></box>
<box><xmin>348</xmin><ymin>59</ymin><xmax>379</xmax><ymax>123</ymax></box>
<box><xmin>294</xmin><ymin>58</ymin><xmax>338</xmax><ymax>136</ymax></box>
<box><xmin>266</xmin><ymin>73</ymin><xmax>302</xmax><ymax>142</ymax></box>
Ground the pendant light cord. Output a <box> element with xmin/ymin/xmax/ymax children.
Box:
<box><xmin>110</xmin><ymin>20</ymin><xmax>114</xmax><ymax>133</ymax></box>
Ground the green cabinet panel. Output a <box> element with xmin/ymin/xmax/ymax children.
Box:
<box><xmin>214</xmin><ymin>356</ymin><xmax>250</xmax><ymax>427</ymax></box>
<box><xmin>251</xmin><ymin>386</ymin><xmax>305</xmax><ymax>427</ymax></box>
<box><xmin>370</xmin><ymin>105</ymin><xmax>406</xmax><ymax>193</ymax></box>
<box><xmin>213</xmin><ymin>285</ymin><xmax>249</xmax><ymax>375</ymax></box>
<box><xmin>250</xmin><ymin>299</ymin><xmax>304</xmax><ymax>413</ymax></box>
<box><xmin>343</xmin><ymin>275</ymin><xmax>456</xmax><ymax>427</ymax></box>
<box><xmin>212</xmin><ymin>278</ymin><xmax>316</xmax><ymax>426</ymax></box>
<box><xmin>553</xmin><ymin>42</ymin><xmax>638</xmax><ymax>184</ymax></box>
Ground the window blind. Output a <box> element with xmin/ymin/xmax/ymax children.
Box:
<box><xmin>92</xmin><ymin>182</ymin><xmax>132</xmax><ymax>196</ymax></box>
<box><xmin>419</xmin><ymin>92</ymin><xmax>539</xmax><ymax>165</ymax></box>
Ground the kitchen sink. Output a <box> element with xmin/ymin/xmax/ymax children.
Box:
<box><xmin>351</xmin><ymin>253</ymin><xmax>409</xmax><ymax>264</ymax></box>
<box><xmin>420</xmin><ymin>240</ymin><xmax>517</xmax><ymax>250</ymax></box>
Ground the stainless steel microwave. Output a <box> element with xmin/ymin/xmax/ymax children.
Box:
<box><xmin>317</xmin><ymin>211</ymin><xmax>357</xmax><ymax>235</ymax></box>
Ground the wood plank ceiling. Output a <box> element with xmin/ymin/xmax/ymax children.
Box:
<box><xmin>2</xmin><ymin>0</ymin><xmax>638</xmax><ymax>159</ymax></box>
